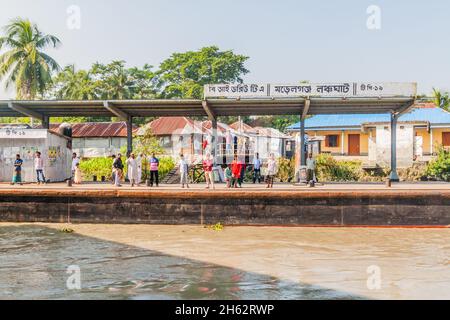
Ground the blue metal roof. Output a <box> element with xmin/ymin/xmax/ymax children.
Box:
<box><xmin>287</xmin><ymin>107</ymin><xmax>450</xmax><ymax>130</ymax></box>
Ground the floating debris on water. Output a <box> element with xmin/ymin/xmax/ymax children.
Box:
<box><xmin>205</xmin><ymin>223</ymin><xmax>224</xmax><ymax>231</ymax></box>
<box><xmin>60</xmin><ymin>227</ymin><xmax>74</xmax><ymax>233</ymax></box>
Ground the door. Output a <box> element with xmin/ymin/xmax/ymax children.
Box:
<box><xmin>443</xmin><ymin>132</ymin><xmax>450</xmax><ymax>147</ymax></box>
<box><xmin>348</xmin><ymin>134</ymin><xmax>360</xmax><ymax>156</ymax></box>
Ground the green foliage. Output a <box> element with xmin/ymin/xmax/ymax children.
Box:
<box><xmin>0</xmin><ymin>18</ymin><xmax>61</xmax><ymax>99</ymax></box>
<box><xmin>277</xmin><ymin>157</ymin><xmax>295</xmax><ymax>182</ymax></box>
<box><xmin>133</xmin><ymin>126</ymin><xmax>164</xmax><ymax>156</ymax></box>
<box><xmin>157</xmin><ymin>46</ymin><xmax>249</xmax><ymax>99</ymax></box>
<box><xmin>315</xmin><ymin>154</ymin><xmax>362</xmax><ymax>182</ymax></box>
<box><xmin>51</xmin><ymin>61</ymin><xmax>158</xmax><ymax>101</ymax></box>
<box><xmin>50</xmin><ymin>64</ymin><xmax>96</xmax><ymax>100</ymax></box>
<box><xmin>432</xmin><ymin>88</ymin><xmax>450</xmax><ymax>111</ymax></box>
<box><xmin>79</xmin><ymin>157</ymin><xmax>115</xmax><ymax>180</ymax></box>
<box><xmin>426</xmin><ymin>148</ymin><xmax>450</xmax><ymax>181</ymax></box>
<box><xmin>79</xmin><ymin>156</ymin><xmax>175</xmax><ymax>182</ymax></box>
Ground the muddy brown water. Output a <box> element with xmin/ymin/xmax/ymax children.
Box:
<box><xmin>0</xmin><ymin>223</ymin><xmax>449</xmax><ymax>300</ymax></box>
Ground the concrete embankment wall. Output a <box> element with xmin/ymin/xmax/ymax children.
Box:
<box><xmin>0</xmin><ymin>189</ymin><xmax>449</xmax><ymax>227</ymax></box>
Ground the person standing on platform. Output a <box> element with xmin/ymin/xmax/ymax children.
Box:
<box><xmin>266</xmin><ymin>153</ymin><xmax>278</xmax><ymax>189</ymax></box>
<box><xmin>224</xmin><ymin>165</ymin><xmax>232</xmax><ymax>188</ymax></box>
<box><xmin>202</xmin><ymin>153</ymin><xmax>215</xmax><ymax>190</ymax></box>
<box><xmin>231</xmin><ymin>155</ymin><xmax>240</xmax><ymax>188</ymax></box>
<box><xmin>11</xmin><ymin>154</ymin><xmax>23</xmax><ymax>185</ymax></box>
<box><xmin>306</xmin><ymin>153</ymin><xmax>316</xmax><ymax>184</ymax></box>
<box><xmin>126</xmin><ymin>153</ymin><xmax>139</xmax><ymax>187</ymax></box>
<box><xmin>149</xmin><ymin>153</ymin><xmax>159</xmax><ymax>187</ymax></box>
<box><xmin>113</xmin><ymin>153</ymin><xmax>124</xmax><ymax>187</ymax></box>
<box><xmin>34</xmin><ymin>151</ymin><xmax>46</xmax><ymax>185</ymax></box>
<box><xmin>74</xmin><ymin>163</ymin><xmax>82</xmax><ymax>185</ymax></box>
<box><xmin>111</xmin><ymin>154</ymin><xmax>116</xmax><ymax>185</ymax></box>
<box><xmin>71</xmin><ymin>152</ymin><xmax>80</xmax><ymax>180</ymax></box>
<box><xmin>179</xmin><ymin>154</ymin><xmax>189</xmax><ymax>189</ymax></box>
<box><xmin>238</xmin><ymin>159</ymin><xmax>245</xmax><ymax>188</ymax></box>
<box><xmin>136</xmin><ymin>153</ymin><xmax>143</xmax><ymax>185</ymax></box>
<box><xmin>252</xmin><ymin>153</ymin><xmax>262</xmax><ymax>184</ymax></box>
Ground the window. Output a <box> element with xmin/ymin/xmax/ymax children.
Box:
<box><xmin>325</xmin><ymin>135</ymin><xmax>339</xmax><ymax>148</ymax></box>
<box><xmin>443</xmin><ymin>132</ymin><xmax>450</xmax><ymax>147</ymax></box>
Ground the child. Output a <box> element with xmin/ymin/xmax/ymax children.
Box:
<box><xmin>74</xmin><ymin>163</ymin><xmax>82</xmax><ymax>184</ymax></box>
<box><xmin>224</xmin><ymin>165</ymin><xmax>232</xmax><ymax>188</ymax></box>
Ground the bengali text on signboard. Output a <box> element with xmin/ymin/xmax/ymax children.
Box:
<box><xmin>204</xmin><ymin>82</ymin><xmax>417</xmax><ymax>98</ymax></box>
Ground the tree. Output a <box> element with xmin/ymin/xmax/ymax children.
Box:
<box><xmin>157</xmin><ymin>46</ymin><xmax>249</xmax><ymax>99</ymax></box>
<box><xmin>0</xmin><ymin>18</ymin><xmax>61</xmax><ymax>99</ymax></box>
<box><xmin>134</xmin><ymin>126</ymin><xmax>164</xmax><ymax>156</ymax></box>
<box><xmin>432</xmin><ymin>88</ymin><xmax>450</xmax><ymax>111</ymax></box>
<box><xmin>51</xmin><ymin>64</ymin><xmax>96</xmax><ymax>100</ymax></box>
<box><xmin>90</xmin><ymin>60</ymin><xmax>158</xmax><ymax>100</ymax></box>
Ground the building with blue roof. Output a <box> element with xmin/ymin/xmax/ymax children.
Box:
<box><xmin>287</xmin><ymin>104</ymin><xmax>450</xmax><ymax>168</ymax></box>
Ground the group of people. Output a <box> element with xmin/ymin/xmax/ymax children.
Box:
<box><xmin>197</xmin><ymin>152</ymin><xmax>279</xmax><ymax>190</ymax></box>
<box><xmin>11</xmin><ymin>151</ymin><xmax>48</xmax><ymax>185</ymax></box>
<box><xmin>112</xmin><ymin>153</ymin><xmax>160</xmax><ymax>187</ymax></box>
<box><xmin>10</xmin><ymin>150</ymin><xmax>316</xmax><ymax>188</ymax></box>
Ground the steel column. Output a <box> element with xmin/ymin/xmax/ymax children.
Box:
<box><xmin>389</xmin><ymin>112</ymin><xmax>399</xmax><ymax>181</ymax></box>
<box><xmin>126</xmin><ymin>116</ymin><xmax>133</xmax><ymax>157</ymax></box>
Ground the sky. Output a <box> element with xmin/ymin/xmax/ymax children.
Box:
<box><xmin>1</xmin><ymin>0</ymin><xmax>450</xmax><ymax>99</ymax></box>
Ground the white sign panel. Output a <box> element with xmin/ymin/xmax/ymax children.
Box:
<box><xmin>204</xmin><ymin>83</ymin><xmax>268</xmax><ymax>98</ymax></box>
<box><xmin>0</xmin><ymin>129</ymin><xmax>47</xmax><ymax>139</ymax></box>
<box><xmin>204</xmin><ymin>82</ymin><xmax>416</xmax><ymax>98</ymax></box>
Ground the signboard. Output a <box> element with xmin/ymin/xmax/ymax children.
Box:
<box><xmin>0</xmin><ymin>129</ymin><xmax>47</xmax><ymax>139</ymax></box>
<box><xmin>204</xmin><ymin>82</ymin><xmax>417</xmax><ymax>98</ymax></box>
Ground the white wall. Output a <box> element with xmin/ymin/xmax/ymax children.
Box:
<box><xmin>374</xmin><ymin>124</ymin><xmax>414</xmax><ymax>168</ymax></box>
<box><xmin>0</xmin><ymin>129</ymin><xmax>71</xmax><ymax>182</ymax></box>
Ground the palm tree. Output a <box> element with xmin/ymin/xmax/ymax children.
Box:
<box><xmin>0</xmin><ymin>18</ymin><xmax>61</xmax><ymax>99</ymax></box>
<box><xmin>432</xmin><ymin>88</ymin><xmax>449</xmax><ymax>111</ymax></box>
<box><xmin>53</xmin><ymin>64</ymin><xmax>96</xmax><ymax>100</ymax></box>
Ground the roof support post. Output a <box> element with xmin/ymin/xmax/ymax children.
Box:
<box><xmin>103</xmin><ymin>101</ymin><xmax>129</xmax><ymax>120</ymax></box>
<box><xmin>126</xmin><ymin>116</ymin><xmax>133</xmax><ymax>157</ymax></box>
<box><xmin>211</xmin><ymin>117</ymin><xmax>218</xmax><ymax>165</ymax></box>
<box><xmin>202</xmin><ymin>100</ymin><xmax>216</xmax><ymax>120</ymax></box>
<box><xmin>389</xmin><ymin>112</ymin><xmax>400</xmax><ymax>182</ymax></box>
<box><xmin>300</xmin><ymin>99</ymin><xmax>310</xmax><ymax>167</ymax></box>
<box><xmin>300</xmin><ymin>117</ymin><xmax>306</xmax><ymax>166</ymax></box>
<box><xmin>42</xmin><ymin>116</ymin><xmax>50</xmax><ymax>130</ymax></box>
<box><xmin>7</xmin><ymin>102</ymin><xmax>44</xmax><ymax>122</ymax></box>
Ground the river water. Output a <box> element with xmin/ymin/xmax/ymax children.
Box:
<box><xmin>0</xmin><ymin>223</ymin><xmax>449</xmax><ymax>300</ymax></box>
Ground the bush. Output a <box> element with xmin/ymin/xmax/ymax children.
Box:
<box><xmin>79</xmin><ymin>157</ymin><xmax>115</xmax><ymax>181</ymax></box>
<box><xmin>277</xmin><ymin>157</ymin><xmax>295</xmax><ymax>182</ymax></box>
<box><xmin>79</xmin><ymin>156</ymin><xmax>175</xmax><ymax>182</ymax></box>
<box><xmin>426</xmin><ymin>148</ymin><xmax>450</xmax><ymax>181</ymax></box>
<box><xmin>316</xmin><ymin>154</ymin><xmax>362</xmax><ymax>182</ymax></box>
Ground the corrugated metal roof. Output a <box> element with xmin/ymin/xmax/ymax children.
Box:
<box><xmin>49</xmin><ymin>122</ymin><xmax>135</xmax><ymax>137</ymax></box>
<box><xmin>229</xmin><ymin>121</ymin><xmax>254</xmax><ymax>132</ymax></box>
<box><xmin>287</xmin><ymin>107</ymin><xmax>450</xmax><ymax>130</ymax></box>
<box><xmin>147</xmin><ymin>117</ymin><xmax>201</xmax><ymax>135</ymax></box>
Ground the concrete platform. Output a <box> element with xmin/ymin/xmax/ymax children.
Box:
<box><xmin>0</xmin><ymin>182</ymin><xmax>449</xmax><ymax>227</ymax></box>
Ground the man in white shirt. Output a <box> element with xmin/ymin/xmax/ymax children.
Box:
<box><xmin>252</xmin><ymin>153</ymin><xmax>262</xmax><ymax>184</ymax></box>
<box><xmin>306</xmin><ymin>153</ymin><xmax>316</xmax><ymax>183</ymax></box>
<box><xmin>136</xmin><ymin>153</ymin><xmax>143</xmax><ymax>184</ymax></box>
<box><xmin>179</xmin><ymin>154</ymin><xmax>189</xmax><ymax>188</ymax></box>
<box><xmin>71</xmin><ymin>153</ymin><xmax>80</xmax><ymax>179</ymax></box>
<box><xmin>34</xmin><ymin>151</ymin><xmax>46</xmax><ymax>184</ymax></box>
